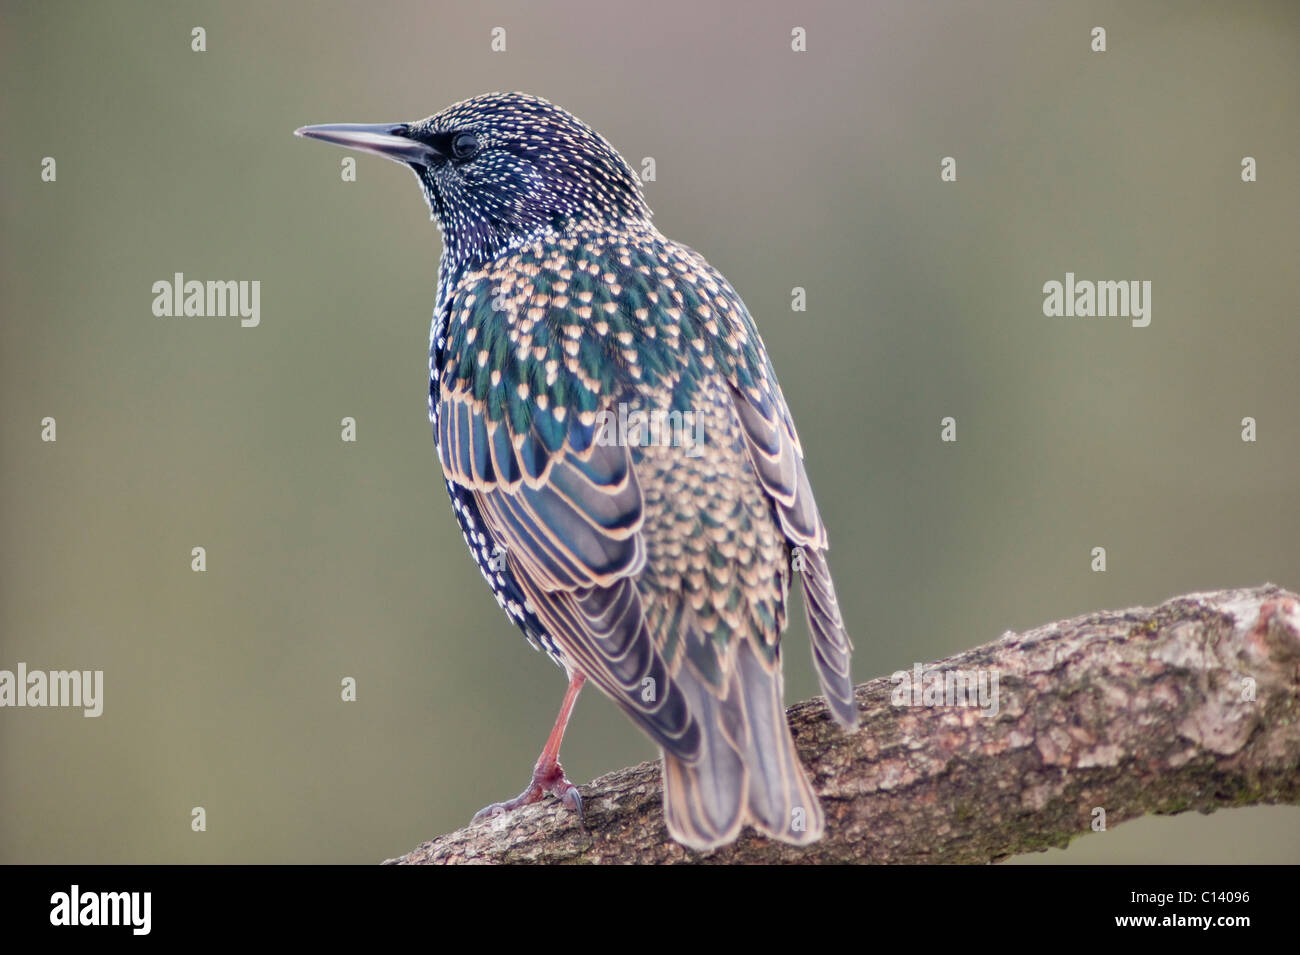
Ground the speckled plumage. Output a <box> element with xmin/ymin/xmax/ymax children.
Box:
<box><xmin>298</xmin><ymin>92</ymin><xmax>857</xmax><ymax>850</ymax></box>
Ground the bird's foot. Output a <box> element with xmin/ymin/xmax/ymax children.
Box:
<box><xmin>471</xmin><ymin>760</ymin><xmax>584</xmax><ymax>825</ymax></box>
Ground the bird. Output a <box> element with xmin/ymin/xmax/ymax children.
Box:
<box><xmin>296</xmin><ymin>92</ymin><xmax>858</xmax><ymax>850</ymax></box>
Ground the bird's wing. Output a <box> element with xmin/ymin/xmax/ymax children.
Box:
<box><xmin>669</xmin><ymin>246</ymin><xmax>859</xmax><ymax>730</ymax></box>
<box><xmin>434</xmin><ymin>267</ymin><xmax>701</xmax><ymax>760</ymax></box>
<box><xmin>727</xmin><ymin>374</ymin><xmax>858</xmax><ymax>728</ymax></box>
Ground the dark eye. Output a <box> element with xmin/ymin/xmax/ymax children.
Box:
<box><xmin>451</xmin><ymin>132</ymin><xmax>480</xmax><ymax>161</ymax></box>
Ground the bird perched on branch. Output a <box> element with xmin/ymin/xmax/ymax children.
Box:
<box><xmin>296</xmin><ymin>92</ymin><xmax>858</xmax><ymax>850</ymax></box>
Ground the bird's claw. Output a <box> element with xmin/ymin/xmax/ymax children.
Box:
<box><xmin>558</xmin><ymin>783</ymin><xmax>584</xmax><ymax>823</ymax></box>
<box><xmin>471</xmin><ymin>761</ymin><xmax>583</xmax><ymax>826</ymax></box>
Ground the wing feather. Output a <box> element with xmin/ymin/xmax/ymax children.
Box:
<box><xmin>437</xmin><ymin>382</ymin><xmax>701</xmax><ymax>758</ymax></box>
<box><xmin>729</xmin><ymin>380</ymin><xmax>859</xmax><ymax>729</ymax></box>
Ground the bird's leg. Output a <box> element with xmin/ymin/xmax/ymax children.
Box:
<box><xmin>472</xmin><ymin>671</ymin><xmax>587</xmax><ymax>823</ymax></box>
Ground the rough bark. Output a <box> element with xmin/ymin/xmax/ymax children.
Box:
<box><xmin>386</xmin><ymin>584</ymin><xmax>1300</xmax><ymax>864</ymax></box>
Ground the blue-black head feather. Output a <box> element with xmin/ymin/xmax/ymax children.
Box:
<box><xmin>404</xmin><ymin>92</ymin><xmax>651</xmax><ymax>272</ymax></box>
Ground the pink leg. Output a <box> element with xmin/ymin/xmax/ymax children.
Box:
<box><xmin>472</xmin><ymin>671</ymin><xmax>587</xmax><ymax>823</ymax></box>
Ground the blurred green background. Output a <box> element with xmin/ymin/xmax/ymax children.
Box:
<box><xmin>2</xmin><ymin>0</ymin><xmax>1297</xmax><ymax>864</ymax></box>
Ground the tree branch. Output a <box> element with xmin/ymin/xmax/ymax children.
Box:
<box><xmin>386</xmin><ymin>584</ymin><xmax>1300</xmax><ymax>864</ymax></box>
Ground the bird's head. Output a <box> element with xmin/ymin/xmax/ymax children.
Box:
<box><xmin>296</xmin><ymin>92</ymin><xmax>650</xmax><ymax>270</ymax></box>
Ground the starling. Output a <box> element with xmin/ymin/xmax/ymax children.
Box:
<box><xmin>296</xmin><ymin>92</ymin><xmax>858</xmax><ymax>850</ymax></box>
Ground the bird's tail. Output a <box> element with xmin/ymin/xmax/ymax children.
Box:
<box><xmin>661</xmin><ymin>640</ymin><xmax>824</xmax><ymax>850</ymax></box>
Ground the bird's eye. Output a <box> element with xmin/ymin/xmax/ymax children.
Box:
<box><xmin>451</xmin><ymin>132</ymin><xmax>480</xmax><ymax>161</ymax></box>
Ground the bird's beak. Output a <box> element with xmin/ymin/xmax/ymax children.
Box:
<box><xmin>294</xmin><ymin>123</ymin><xmax>442</xmax><ymax>165</ymax></box>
